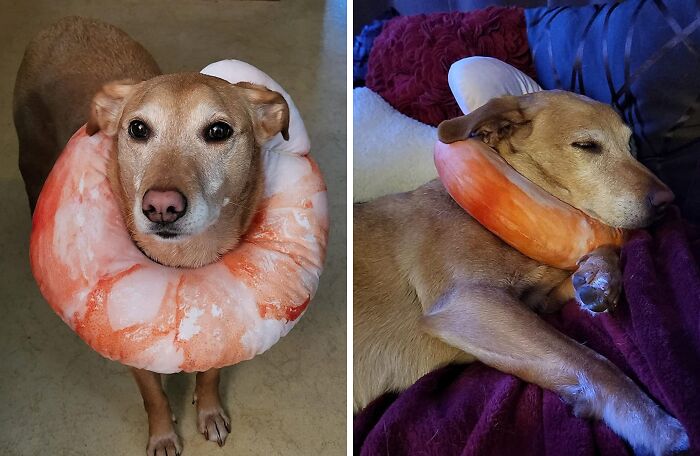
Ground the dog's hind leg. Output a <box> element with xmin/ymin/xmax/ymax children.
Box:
<box><xmin>420</xmin><ymin>284</ymin><xmax>688</xmax><ymax>456</ymax></box>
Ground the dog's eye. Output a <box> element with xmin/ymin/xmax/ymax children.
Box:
<box><xmin>571</xmin><ymin>141</ymin><xmax>600</xmax><ymax>152</ymax></box>
<box><xmin>128</xmin><ymin>120</ymin><xmax>150</xmax><ymax>140</ymax></box>
<box><xmin>205</xmin><ymin>122</ymin><xmax>233</xmax><ymax>142</ymax></box>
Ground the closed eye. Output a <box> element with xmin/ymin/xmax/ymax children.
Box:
<box><xmin>571</xmin><ymin>141</ymin><xmax>600</xmax><ymax>152</ymax></box>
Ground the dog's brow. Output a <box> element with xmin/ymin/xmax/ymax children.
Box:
<box><xmin>127</xmin><ymin>102</ymin><xmax>166</xmax><ymax>123</ymax></box>
<box><xmin>187</xmin><ymin>98</ymin><xmax>231</xmax><ymax>124</ymax></box>
<box><xmin>194</xmin><ymin>103</ymin><xmax>226</xmax><ymax>119</ymax></box>
<box><xmin>204</xmin><ymin>112</ymin><xmax>231</xmax><ymax>123</ymax></box>
<box><xmin>571</xmin><ymin>129</ymin><xmax>605</xmax><ymax>143</ymax></box>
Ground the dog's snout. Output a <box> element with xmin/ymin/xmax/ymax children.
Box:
<box><xmin>142</xmin><ymin>189</ymin><xmax>187</xmax><ymax>223</ymax></box>
<box><xmin>648</xmin><ymin>186</ymin><xmax>674</xmax><ymax>215</ymax></box>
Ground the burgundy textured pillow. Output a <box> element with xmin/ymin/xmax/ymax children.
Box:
<box><xmin>366</xmin><ymin>7</ymin><xmax>536</xmax><ymax>126</ymax></box>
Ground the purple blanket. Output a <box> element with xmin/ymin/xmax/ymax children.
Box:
<box><xmin>354</xmin><ymin>209</ymin><xmax>700</xmax><ymax>455</ymax></box>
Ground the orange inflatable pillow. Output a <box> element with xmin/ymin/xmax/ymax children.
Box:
<box><xmin>434</xmin><ymin>139</ymin><xmax>626</xmax><ymax>270</ymax></box>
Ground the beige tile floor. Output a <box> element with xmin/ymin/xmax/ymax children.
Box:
<box><xmin>0</xmin><ymin>0</ymin><xmax>346</xmax><ymax>454</ymax></box>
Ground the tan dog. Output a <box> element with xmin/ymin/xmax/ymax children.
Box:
<box><xmin>14</xmin><ymin>17</ymin><xmax>289</xmax><ymax>455</ymax></box>
<box><xmin>354</xmin><ymin>91</ymin><xmax>689</xmax><ymax>455</ymax></box>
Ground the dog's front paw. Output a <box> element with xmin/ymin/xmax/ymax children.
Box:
<box><xmin>197</xmin><ymin>406</ymin><xmax>231</xmax><ymax>447</ymax></box>
<box><xmin>194</xmin><ymin>391</ymin><xmax>231</xmax><ymax>448</ymax></box>
<box><xmin>652</xmin><ymin>414</ymin><xmax>690</xmax><ymax>455</ymax></box>
<box><xmin>573</xmin><ymin>249</ymin><xmax>621</xmax><ymax>313</ymax></box>
<box><xmin>626</xmin><ymin>407</ymin><xmax>689</xmax><ymax>456</ymax></box>
<box><xmin>147</xmin><ymin>430</ymin><xmax>182</xmax><ymax>456</ymax></box>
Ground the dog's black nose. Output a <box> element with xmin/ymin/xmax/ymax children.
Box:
<box><xmin>142</xmin><ymin>189</ymin><xmax>187</xmax><ymax>223</ymax></box>
<box><xmin>649</xmin><ymin>186</ymin><xmax>674</xmax><ymax>215</ymax></box>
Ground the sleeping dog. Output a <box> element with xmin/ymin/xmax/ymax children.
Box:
<box><xmin>354</xmin><ymin>91</ymin><xmax>689</xmax><ymax>455</ymax></box>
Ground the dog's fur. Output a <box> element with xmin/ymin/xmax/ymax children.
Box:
<box><xmin>14</xmin><ymin>17</ymin><xmax>289</xmax><ymax>455</ymax></box>
<box><xmin>354</xmin><ymin>91</ymin><xmax>689</xmax><ymax>455</ymax></box>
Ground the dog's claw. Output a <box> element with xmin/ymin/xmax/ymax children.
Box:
<box><xmin>216</xmin><ymin>423</ymin><xmax>223</xmax><ymax>447</ymax></box>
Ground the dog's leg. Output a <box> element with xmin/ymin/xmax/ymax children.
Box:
<box><xmin>130</xmin><ymin>367</ymin><xmax>182</xmax><ymax>456</ymax></box>
<box><xmin>421</xmin><ymin>285</ymin><xmax>689</xmax><ymax>455</ymax></box>
<box><xmin>193</xmin><ymin>368</ymin><xmax>230</xmax><ymax>447</ymax></box>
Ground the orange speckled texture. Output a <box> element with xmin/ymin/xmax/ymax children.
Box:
<box><xmin>435</xmin><ymin>139</ymin><xmax>626</xmax><ymax>270</ymax></box>
<box><xmin>30</xmin><ymin>127</ymin><xmax>328</xmax><ymax>374</ymax></box>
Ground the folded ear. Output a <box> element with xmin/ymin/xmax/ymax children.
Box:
<box><xmin>86</xmin><ymin>80</ymin><xmax>139</xmax><ymax>136</ymax></box>
<box><xmin>234</xmin><ymin>82</ymin><xmax>290</xmax><ymax>143</ymax></box>
<box><xmin>437</xmin><ymin>95</ymin><xmax>528</xmax><ymax>147</ymax></box>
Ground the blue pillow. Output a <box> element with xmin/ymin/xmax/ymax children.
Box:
<box><xmin>526</xmin><ymin>1</ymin><xmax>700</xmax><ymax>221</ymax></box>
<box><xmin>353</xmin><ymin>8</ymin><xmax>399</xmax><ymax>88</ymax></box>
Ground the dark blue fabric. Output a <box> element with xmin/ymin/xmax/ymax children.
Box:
<box><xmin>526</xmin><ymin>0</ymin><xmax>700</xmax><ymax>222</ymax></box>
<box><xmin>353</xmin><ymin>8</ymin><xmax>399</xmax><ymax>88</ymax></box>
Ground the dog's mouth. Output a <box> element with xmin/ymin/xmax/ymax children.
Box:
<box><xmin>142</xmin><ymin>225</ymin><xmax>192</xmax><ymax>240</ymax></box>
<box><xmin>581</xmin><ymin>207</ymin><xmax>606</xmax><ymax>224</ymax></box>
<box><xmin>140</xmin><ymin>219</ymin><xmax>190</xmax><ymax>240</ymax></box>
<box><xmin>582</xmin><ymin>206</ymin><xmax>663</xmax><ymax>230</ymax></box>
<box><xmin>155</xmin><ymin>230</ymin><xmax>180</xmax><ymax>239</ymax></box>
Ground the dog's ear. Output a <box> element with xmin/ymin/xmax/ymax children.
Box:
<box><xmin>437</xmin><ymin>96</ymin><xmax>529</xmax><ymax>147</ymax></box>
<box><xmin>234</xmin><ymin>82</ymin><xmax>290</xmax><ymax>143</ymax></box>
<box><xmin>86</xmin><ymin>80</ymin><xmax>139</xmax><ymax>136</ymax></box>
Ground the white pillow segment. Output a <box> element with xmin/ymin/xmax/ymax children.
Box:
<box><xmin>353</xmin><ymin>56</ymin><xmax>542</xmax><ymax>202</ymax></box>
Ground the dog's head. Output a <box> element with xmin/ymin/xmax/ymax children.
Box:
<box><xmin>438</xmin><ymin>90</ymin><xmax>673</xmax><ymax>229</ymax></box>
<box><xmin>86</xmin><ymin>73</ymin><xmax>290</xmax><ymax>267</ymax></box>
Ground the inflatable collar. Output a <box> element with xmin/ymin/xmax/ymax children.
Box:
<box><xmin>434</xmin><ymin>139</ymin><xmax>626</xmax><ymax>270</ymax></box>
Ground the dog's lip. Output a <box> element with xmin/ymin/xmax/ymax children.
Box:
<box><xmin>581</xmin><ymin>207</ymin><xmax>606</xmax><ymax>223</ymax></box>
<box><xmin>155</xmin><ymin>230</ymin><xmax>179</xmax><ymax>239</ymax></box>
<box><xmin>148</xmin><ymin>229</ymin><xmax>193</xmax><ymax>239</ymax></box>
<box><xmin>142</xmin><ymin>223</ymin><xmax>190</xmax><ymax>239</ymax></box>
<box><xmin>582</xmin><ymin>206</ymin><xmax>661</xmax><ymax>230</ymax></box>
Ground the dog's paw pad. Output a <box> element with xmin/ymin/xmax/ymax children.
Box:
<box><xmin>573</xmin><ymin>259</ymin><xmax>620</xmax><ymax>313</ymax></box>
<box><xmin>572</xmin><ymin>271</ymin><xmax>588</xmax><ymax>289</ymax></box>
<box><xmin>575</xmin><ymin>284</ymin><xmax>607</xmax><ymax>311</ymax></box>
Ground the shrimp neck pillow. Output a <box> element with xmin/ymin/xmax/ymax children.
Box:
<box><xmin>434</xmin><ymin>137</ymin><xmax>627</xmax><ymax>270</ymax></box>
<box><xmin>30</xmin><ymin>60</ymin><xmax>328</xmax><ymax>373</ymax></box>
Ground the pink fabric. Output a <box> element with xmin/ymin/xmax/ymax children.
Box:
<box><xmin>365</xmin><ymin>7</ymin><xmax>536</xmax><ymax>126</ymax></box>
